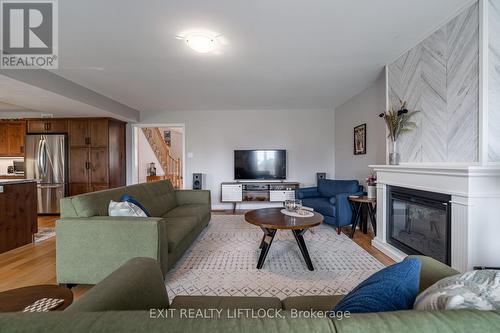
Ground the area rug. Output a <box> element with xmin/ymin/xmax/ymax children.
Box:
<box><xmin>165</xmin><ymin>215</ymin><xmax>384</xmax><ymax>299</ymax></box>
<box><xmin>34</xmin><ymin>228</ymin><xmax>55</xmax><ymax>243</ymax></box>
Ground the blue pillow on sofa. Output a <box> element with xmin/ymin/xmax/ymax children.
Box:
<box><xmin>119</xmin><ymin>194</ymin><xmax>151</xmax><ymax>217</ymax></box>
<box><xmin>332</xmin><ymin>258</ymin><xmax>421</xmax><ymax>313</ymax></box>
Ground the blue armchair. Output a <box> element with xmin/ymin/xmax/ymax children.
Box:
<box><xmin>296</xmin><ymin>179</ymin><xmax>364</xmax><ymax>234</ymax></box>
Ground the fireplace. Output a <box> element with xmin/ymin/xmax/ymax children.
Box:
<box><xmin>371</xmin><ymin>165</ymin><xmax>500</xmax><ymax>271</ymax></box>
<box><xmin>387</xmin><ymin>186</ymin><xmax>451</xmax><ymax>265</ymax></box>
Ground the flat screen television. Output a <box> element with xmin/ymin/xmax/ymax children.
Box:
<box><xmin>234</xmin><ymin>150</ymin><xmax>286</xmax><ymax>180</ymax></box>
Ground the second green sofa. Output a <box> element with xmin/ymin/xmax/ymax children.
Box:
<box><xmin>2</xmin><ymin>256</ymin><xmax>499</xmax><ymax>333</ymax></box>
<box><xmin>56</xmin><ymin>180</ymin><xmax>211</xmax><ymax>285</ymax></box>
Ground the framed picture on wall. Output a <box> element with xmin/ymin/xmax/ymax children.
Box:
<box><xmin>353</xmin><ymin>123</ymin><xmax>366</xmax><ymax>155</ymax></box>
<box><xmin>163</xmin><ymin>130</ymin><xmax>172</xmax><ymax>147</ymax></box>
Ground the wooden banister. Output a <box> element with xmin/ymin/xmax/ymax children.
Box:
<box><xmin>141</xmin><ymin>128</ymin><xmax>183</xmax><ymax>188</ymax></box>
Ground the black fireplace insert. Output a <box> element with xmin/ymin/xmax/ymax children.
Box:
<box><xmin>387</xmin><ymin>186</ymin><xmax>451</xmax><ymax>265</ymax></box>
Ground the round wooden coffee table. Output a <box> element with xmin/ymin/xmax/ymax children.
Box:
<box><xmin>245</xmin><ymin>207</ymin><xmax>323</xmax><ymax>271</ymax></box>
<box><xmin>0</xmin><ymin>285</ymin><xmax>73</xmax><ymax>312</ymax></box>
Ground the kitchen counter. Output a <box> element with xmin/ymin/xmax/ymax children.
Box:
<box><xmin>0</xmin><ymin>179</ymin><xmax>38</xmax><ymax>185</ymax></box>
<box><xmin>0</xmin><ymin>175</ymin><xmax>26</xmax><ymax>180</ymax></box>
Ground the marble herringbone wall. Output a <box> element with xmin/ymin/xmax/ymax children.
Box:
<box><xmin>489</xmin><ymin>0</ymin><xmax>500</xmax><ymax>162</ymax></box>
<box><xmin>388</xmin><ymin>3</ymin><xmax>479</xmax><ymax>163</ymax></box>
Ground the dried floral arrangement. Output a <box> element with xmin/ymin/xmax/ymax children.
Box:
<box><xmin>378</xmin><ymin>100</ymin><xmax>419</xmax><ymax>141</ymax></box>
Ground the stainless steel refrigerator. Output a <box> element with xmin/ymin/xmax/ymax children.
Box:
<box><xmin>25</xmin><ymin>134</ymin><xmax>68</xmax><ymax>214</ymax></box>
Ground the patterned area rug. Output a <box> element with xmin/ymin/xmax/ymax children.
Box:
<box><xmin>34</xmin><ymin>228</ymin><xmax>56</xmax><ymax>243</ymax></box>
<box><xmin>165</xmin><ymin>215</ymin><xmax>384</xmax><ymax>299</ymax></box>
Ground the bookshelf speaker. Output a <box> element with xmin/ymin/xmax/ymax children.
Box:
<box><xmin>193</xmin><ymin>173</ymin><xmax>202</xmax><ymax>190</ymax></box>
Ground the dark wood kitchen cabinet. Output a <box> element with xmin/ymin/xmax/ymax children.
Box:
<box><xmin>68</xmin><ymin>119</ymin><xmax>88</xmax><ymax>147</ymax></box>
<box><xmin>68</xmin><ymin>147</ymin><xmax>89</xmax><ymax>184</ymax></box>
<box><xmin>89</xmin><ymin>148</ymin><xmax>109</xmax><ymax>184</ymax></box>
<box><xmin>68</xmin><ymin>118</ymin><xmax>125</xmax><ymax>196</ymax></box>
<box><xmin>0</xmin><ymin>123</ymin><xmax>8</xmax><ymax>156</ymax></box>
<box><xmin>26</xmin><ymin>119</ymin><xmax>67</xmax><ymax>133</ymax></box>
<box><xmin>0</xmin><ymin>120</ymin><xmax>25</xmax><ymax>157</ymax></box>
<box><xmin>8</xmin><ymin>122</ymin><xmax>25</xmax><ymax>156</ymax></box>
<box><xmin>90</xmin><ymin>120</ymin><xmax>109</xmax><ymax>147</ymax></box>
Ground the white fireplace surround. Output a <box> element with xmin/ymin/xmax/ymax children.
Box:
<box><xmin>370</xmin><ymin>164</ymin><xmax>500</xmax><ymax>272</ymax></box>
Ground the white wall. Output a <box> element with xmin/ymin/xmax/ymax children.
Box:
<box><xmin>334</xmin><ymin>73</ymin><xmax>387</xmax><ymax>184</ymax></box>
<box><xmin>138</xmin><ymin>109</ymin><xmax>335</xmax><ymax>209</ymax></box>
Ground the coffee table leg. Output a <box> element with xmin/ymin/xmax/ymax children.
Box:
<box><xmin>257</xmin><ymin>228</ymin><xmax>277</xmax><ymax>269</ymax></box>
<box><xmin>259</xmin><ymin>233</ymin><xmax>266</xmax><ymax>249</ymax></box>
<box><xmin>292</xmin><ymin>229</ymin><xmax>314</xmax><ymax>271</ymax></box>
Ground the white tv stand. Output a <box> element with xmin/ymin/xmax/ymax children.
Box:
<box><xmin>221</xmin><ymin>181</ymin><xmax>300</xmax><ymax>212</ymax></box>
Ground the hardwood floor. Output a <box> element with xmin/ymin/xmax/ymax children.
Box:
<box><xmin>0</xmin><ymin>216</ymin><xmax>91</xmax><ymax>299</ymax></box>
<box><xmin>37</xmin><ymin>216</ymin><xmax>56</xmax><ymax>229</ymax></box>
<box><xmin>0</xmin><ymin>211</ymin><xmax>394</xmax><ymax>299</ymax></box>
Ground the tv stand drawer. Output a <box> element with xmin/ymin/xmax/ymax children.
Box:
<box><xmin>221</xmin><ymin>184</ymin><xmax>243</xmax><ymax>202</ymax></box>
<box><xmin>269</xmin><ymin>190</ymin><xmax>295</xmax><ymax>202</ymax></box>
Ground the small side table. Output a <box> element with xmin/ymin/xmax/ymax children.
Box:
<box><xmin>0</xmin><ymin>285</ymin><xmax>73</xmax><ymax>312</ymax></box>
<box><xmin>348</xmin><ymin>196</ymin><xmax>377</xmax><ymax>238</ymax></box>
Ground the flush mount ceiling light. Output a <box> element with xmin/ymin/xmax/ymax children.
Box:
<box><xmin>176</xmin><ymin>31</ymin><xmax>224</xmax><ymax>54</ymax></box>
<box><xmin>185</xmin><ymin>33</ymin><xmax>216</xmax><ymax>53</ymax></box>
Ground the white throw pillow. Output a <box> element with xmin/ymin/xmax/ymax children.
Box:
<box><xmin>414</xmin><ymin>270</ymin><xmax>500</xmax><ymax>310</ymax></box>
<box><xmin>108</xmin><ymin>200</ymin><xmax>148</xmax><ymax>217</ymax></box>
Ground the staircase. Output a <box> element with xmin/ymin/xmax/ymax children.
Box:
<box><xmin>141</xmin><ymin>128</ymin><xmax>183</xmax><ymax>189</ymax></box>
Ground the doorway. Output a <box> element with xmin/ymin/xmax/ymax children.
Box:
<box><xmin>131</xmin><ymin>124</ymin><xmax>185</xmax><ymax>189</ymax></box>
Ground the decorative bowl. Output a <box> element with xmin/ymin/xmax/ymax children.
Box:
<box><xmin>284</xmin><ymin>199</ymin><xmax>302</xmax><ymax>212</ymax></box>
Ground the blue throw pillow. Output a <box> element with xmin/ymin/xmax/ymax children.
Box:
<box><xmin>120</xmin><ymin>194</ymin><xmax>151</xmax><ymax>217</ymax></box>
<box><xmin>333</xmin><ymin>258</ymin><xmax>421</xmax><ymax>313</ymax></box>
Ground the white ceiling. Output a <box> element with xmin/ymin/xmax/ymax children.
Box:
<box><xmin>0</xmin><ymin>101</ymin><xmax>26</xmax><ymax>111</ymax></box>
<box><xmin>21</xmin><ymin>0</ymin><xmax>476</xmax><ymax>113</ymax></box>
<box><xmin>0</xmin><ymin>75</ymin><xmax>136</xmax><ymax>120</ymax></box>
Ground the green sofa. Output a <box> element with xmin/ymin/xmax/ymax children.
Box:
<box><xmin>1</xmin><ymin>256</ymin><xmax>499</xmax><ymax>332</ymax></box>
<box><xmin>56</xmin><ymin>180</ymin><xmax>211</xmax><ymax>285</ymax></box>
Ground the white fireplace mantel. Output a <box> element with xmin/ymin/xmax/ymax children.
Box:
<box><xmin>370</xmin><ymin>164</ymin><xmax>500</xmax><ymax>272</ymax></box>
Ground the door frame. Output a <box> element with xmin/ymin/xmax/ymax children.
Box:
<box><xmin>130</xmin><ymin>123</ymin><xmax>186</xmax><ymax>188</ymax></box>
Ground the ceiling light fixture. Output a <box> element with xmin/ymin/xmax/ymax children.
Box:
<box><xmin>185</xmin><ymin>33</ymin><xmax>215</xmax><ymax>53</ymax></box>
<box><xmin>176</xmin><ymin>31</ymin><xmax>223</xmax><ymax>54</ymax></box>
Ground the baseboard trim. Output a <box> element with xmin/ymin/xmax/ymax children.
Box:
<box><xmin>211</xmin><ymin>203</ymin><xmax>283</xmax><ymax>210</ymax></box>
<box><xmin>372</xmin><ymin>238</ymin><xmax>407</xmax><ymax>263</ymax></box>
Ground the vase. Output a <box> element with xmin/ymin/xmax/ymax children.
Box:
<box><xmin>367</xmin><ymin>185</ymin><xmax>377</xmax><ymax>198</ymax></box>
<box><xmin>389</xmin><ymin>140</ymin><xmax>400</xmax><ymax>165</ymax></box>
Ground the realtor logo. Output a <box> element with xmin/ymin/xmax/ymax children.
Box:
<box><xmin>1</xmin><ymin>0</ymin><xmax>58</xmax><ymax>68</ymax></box>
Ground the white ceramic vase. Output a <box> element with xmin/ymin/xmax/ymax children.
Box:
<box><xmin>367</xmin><ymin>185</ymin><xmax>377</xmax><ymax>199</ymax></box>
